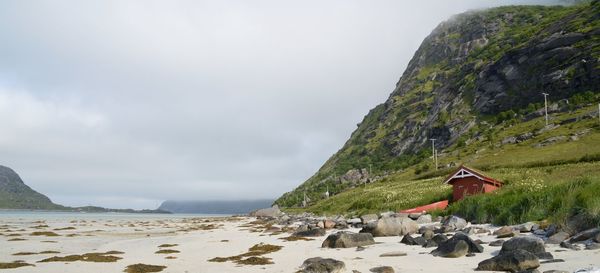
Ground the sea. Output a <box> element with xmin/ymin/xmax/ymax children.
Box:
<box><xmin>0</xmin><ymin>210</ymin><xmax>231</xmax><ymax>223</ymax></box>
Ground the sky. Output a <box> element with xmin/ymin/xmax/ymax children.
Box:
<box><xmin>0</xmin><ymin>0</ymin><xmax>562</xmax><ymax>209</ymax></box>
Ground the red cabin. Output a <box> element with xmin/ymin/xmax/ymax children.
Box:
<box><xmin>443</xmin><ymin>165</ymin><xmax>503</xmax><ymax>201</ymax></box>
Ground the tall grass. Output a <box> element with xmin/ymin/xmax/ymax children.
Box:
<box><xmin>446</xmin><ymin>177</ymin><xmax>600</xmax><ymax>228</ymax></box>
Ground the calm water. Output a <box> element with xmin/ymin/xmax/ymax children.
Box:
<box><xmin>0</xmin><ymin>210</ymin><xmax>231</xmax><ymax>222</ymax></box>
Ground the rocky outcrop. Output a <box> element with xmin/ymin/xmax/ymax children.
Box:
<box><xmin>249</xmin><ymin>205</ymin><xmax>283</xmax><ymax>218</ymax></box>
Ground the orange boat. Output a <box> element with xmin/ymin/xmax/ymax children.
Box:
<box><xmin>399</xmin><ymin>200</ymin><xmax>448</xmax><ymax>214</ymax></box>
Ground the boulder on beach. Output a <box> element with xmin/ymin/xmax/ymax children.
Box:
<box><xmin>299</xmin><ymin>257</ymin><xmax>345</xmax><ymax>273</ymax></box>
<box><xmin>431</xmin><ymin>239</ymin><xmax>469</xmax><ymax>258</ymax></box>
<box><xmin>441</xmin><ymin>215</ymin><xmax>467</xmax><ymax>232</ymax></box>
<box><xmin>400</xmin><ymin>234</ymin><xmax>427</xmax><ymax>246</ymax></box>
<box><xmin>431</xmin><ymin>232</ymin><xmax>483</xmax><ymax>257</ymax></box>
<box><xmin>476</xmin><ymin>249</ymin><xmax>540</xmax><ymax>272</ymax></box>
<box><xmin>494</xmin><ymin>226</ymin><xmax>519</xmax><ymax>238</ymax></box>
<box><xmin>361</xmin><ymin>214</ymin><xmax>379</xmax><ymax>224</ymax></box>
<box><xmin>249</xmin><ymin>205</ymin><xmax>282</xmax><ymax>218</ymax></box>
<box><xmin>360</xmin><ymin>215</ymin><xmax>418</xmax><ymax>237</ymax></box>
<box><xmin>547</xmin><ymin>231</ymin><xmax>570</xmax><ymax>244</ymax></box>
<box><xmin>569</xmin><ymin>228</ymin><xmax>600</xmax><ymax>243</ymax></box>
<box><xmin>500</xmin><ymin>236</ymin><xmax>553</xmax><ymax>260</ymax></box>
<box><xmin>322</xmin><ymin>231</ymin><xmax>376</xmax><ymax>248</ymax></box>
<box><xmin>294</xmin><ymin>228</ymin><xmax>326</xmax><ymax>237</ymax></box>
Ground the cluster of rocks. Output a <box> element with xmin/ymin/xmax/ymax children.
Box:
<box><xmin>250</xmin><ymin>207</ymin><xmax>599</xmax><ymax>273</ymax></box>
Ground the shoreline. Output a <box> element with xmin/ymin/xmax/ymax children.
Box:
<box><xmin>1</xmin><ymin>214</ymin><xmax>599</xmax><ymax>272</ymax></box>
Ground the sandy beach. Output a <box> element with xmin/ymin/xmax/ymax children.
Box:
<box><xmin>0</xmin><ymin>215</ymin><xmax>598</xmax><ymax>273</ymax></box>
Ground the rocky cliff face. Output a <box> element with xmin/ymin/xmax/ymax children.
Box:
<box><xmin>276</xmin><ymin>2</ymin><xmax>600</xmax><ymax>207</ymax></box>
<box><xmin>0</xmin><ymin>165</ymin><xmax>60</xmax><ymax>209</ymax></box>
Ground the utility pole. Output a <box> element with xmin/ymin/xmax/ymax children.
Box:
<box><xmin>434</xmin><ymin>149</ymin><xmax>438</xmax><ymax>170</ymax></box>
<box><xmin>430</xmin><ymin>139</ymin><xmax>436</xmax><ymax>169</ymax></box>
<box><xmin>542</xmin><ymin>92</ymin><xmax>549</xmax><ymax>126</ymax></box>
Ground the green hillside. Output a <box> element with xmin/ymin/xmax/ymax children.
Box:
<box><xmin>276</xmin><ymin>0</ymin><xmax>600</xmax><ymax>221</ymax></box>
<box><xmin>0</xmin><ymin>165</ymin><xmax>64</xmax><ymax>210</ymax></box>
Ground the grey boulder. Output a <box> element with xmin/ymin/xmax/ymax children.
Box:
<box><xmin>299</xmin><ymin>257</ymin><xmax>345</xmax><ymax>273</ymax></box>
<box><xmin>441</xmin><ymin>215</ymin><xmax>467</xmax><ymax>232</ymax></box>
<box><xmin>360</xmin><ymin>215</ymin><xmax>418</xmax><ymax>237</ymax></box>
<box><xmin>477</xmin><ymin>249</ymin><xmax>540</xmax><ymax>272</ymax></box>
<box><xmin>322</xmin><ymin>231</ymin><xmax>376</xmax><ymax>248</ymax></box>
<box><xmin>500</xmin><ymin>236</ymin><xmax>553</xmax><ymax>260</ymax></box>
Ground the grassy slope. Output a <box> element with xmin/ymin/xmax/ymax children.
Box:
<box><xmin>290</xmin><ymin>106</ymin><xmax>600</xmax><ymax>226</ymax></box>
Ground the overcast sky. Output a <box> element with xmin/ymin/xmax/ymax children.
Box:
<box><xmin>0</xmin><ymin>0</ymin><xmax>562</xmax><ymax>209</ymax></box>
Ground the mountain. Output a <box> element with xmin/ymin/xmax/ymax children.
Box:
<box><xmin>158</xmin><ymin>199</ymin><xmax>274</xmax><ymax>214</ymax></box>
<box><xmin>276</xmin><ymin>2</ymin><xmax>600</xmax><ymax>208</ymax></box>
<box><xmin>0</xmin><ymin>164</ymin><xmax>169</xmax><ymax>213</ymax></box>
<box><xmin>0</xmin><ymin>165</ymin><xmax>63</xmax><ymax>210</ymax></box>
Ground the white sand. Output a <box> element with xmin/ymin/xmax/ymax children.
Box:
<box><xmin>1</xmin><ymin>216</ymin><xmax>599</xmax><ymax>273</ymax></box>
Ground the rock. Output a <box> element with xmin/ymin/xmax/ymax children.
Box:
<box><xmin>250</xmin><ymin>205</ymin><xmax>282</xmax><ymax>218</ymax></box>
<box><xmin>324</xmin><ymin>220</ymin><xmax>336</xmax><ymax>229</ymax></box>
<box><xmin>546</xmin><ymin>231</ymin><xmax>570</xmax><ymax>244</ymax></box>
<box><xmin>317</xmin><ymin>221</ymin><xmax>325</xmax><ymax>229</ymax></box>
<box><xmin>500</xmin><ymin>236</ymin><xmax>553</xmax><ymax>260</ymax></box>
<box><xmin>586</xmin><ymin>243</ymin><xmax>600</xmax><ymax>250</ymax></box>
<box><xmin>494</xmin><ymin>226</ymin><xmax>519</xmax><ymax>238</ymax></box>
<box><xmin>360</xmin><ymin>215</ymin><xmax>418</xmax><ymax>237</ymax></box>
<box><xmin>540</xmin><ymin>259</ymin><xmax>565</xmax><ymax>264</ymax></box>
<box><xmin>431</xmin><ymin>234</ymin><xmax>448</xmax><ymax>245</ymax></box>
<box><xmin>543</xmin><ymin>271</ymin><xmax>569</xmax><ymax>273</ymax></box>
<box><xmin>461</xmin><ymin>227</ymin><xmax>475</xmax><ymax>235</ymax></box>
<box><xmin>370</xmin><ymin>266</ymin><xmax>394</xmax><ymax>273</ymax></box>
<box><xmin>408</xmin><ymin>213</ymin><xmax>422</xmax><ymax>220</ymax></box>
<box><xmin>422</xmin><ymin>230</ymin><xmax>435</xmax><ymax>240</ymax></box>
<box><xmin>449</xmin><ymin>232</ymin><xmax>484</xmax><ymax>253</ymax></box>
<box><xmin>476</xmin><ymin>249</ymin><xmax>540</xmax><ymax>272</ymax></box>
<box><xmin>569</xmin><ymin>228</ymin><xmax>600</xmax><ymax>243</ymax></box>
<box><xmin>441</xmin><ymin>216</ymin><xmax>467</xmax><ymax>232</ymax></box>
<box><xmin>322</xmin><ymin>231</ymin><xmax>376</xmax><ymax>248</ymax></box>
<box><xmin>401</xmin><ymin>234</ymin><xmax>427</xmax><ymax>246</ymax></box>
<box><xmin>559</xmin><ymin>241</ymin><xmax>580</xmax><ymax>251</ymax></box>
<box><xmin>515</xmin><ymin>222</ymin><xmax>536</xmax><ymax>233</ymax></box>
<box><xmin>335</xmin><ymin>221</ymin><xmax>348</xmax><ymax>230</ymax></box>
<box><xmin>294</xmin><ymin>228</ymin><xmax>326</xmax><ymax>237</ymax></box>
<box><xmin>489</xmin><ymin>240</ymin><xmax>505</xmax><ymax>247</ymax></box>
<box><xmin>347</xmin><ymin>218</ymin><xmax>362</xmax><ymax>225</ymax></box>
<box><xmin>572</xmin><ymin>267</ymin><xmax>600</xmax><ymax>273</ymax></box>
<box><xmin>360</xmin><ymin>214</ymin><xmax>379</xmax><ymax>224</ymax></box>
<box><xmin>418</xmin><ymin>225</ymin><xmax>435</xmax><ymax>234</ymax></box>
<box><xmin>431</xmin><ymin>239</ymin><xmax>469</xmax><ymax>258</ymax></box>
<box><xmin>379</xmin><ymin>251</ymin><xmax>407</xmax><ymax>257</ymax></box>
<box><xmin>299</xmin><ymin>257</ymin><xmax>345</xmax><ymax>273</ymax></box>
<box><xmin>595</xmin><ymin>232</ymin><xmax>600</xmax><ymax>243</ymax></box>
<box><xmin>416</xmin><ymin>214</ymin><xmax>432</xmax><ymax>224</ymax></box>
<box><xmin>423</xmin><ymin>240</ymin><xmax>438</xmax><ymax>248</ymax></box>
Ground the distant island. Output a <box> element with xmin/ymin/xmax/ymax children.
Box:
<box><xmin>158</xmin><ymin>199</ymin><xmax>274</xmax><ymax>214</ymax></box>
<box><xmin>0</xmin><ymin>165</ymin><xmax>169</xmax><ymax>213</ymax></box>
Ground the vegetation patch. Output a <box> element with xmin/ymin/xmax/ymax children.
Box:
<box><xmin>164</xmin><ymin>256</ymin><xmax>177</xmax><ymax>260</ymax></box>
<box><xmin>208</xmin><ymin>243</ymin><xmax>282</xmax><ymax>265</ymax></box>
<box><xmin>447</xmin><ymin>176</ymin><xmax>600</xmax><ymax>228</ymax></box>
<box><xmin>157</xmin><ymin>244</ymin><xmax>178</xmax><ymax>248</ymax></box>
<box><xmin>54</xmin><ymin>227</ymin><xmax>76</xmax><ymax>230</ymax></box>
<box><xmin>154</xmin><ymin>249</ymin><xmax>180</xmax><ymax>254</ymax></box>
<box><xmin>0</xmin><ymin>261</ymin><xmax>34</xmax><ymax>269</ymax></box>
<box><xmin>30</xmin><ymin>225</ymin><xmax>49</xmax><ymax>229</ymax></box>
<box><xmin>279</xmin><ymin>236</ymin><xmax>314</xmax><ymax>242</ymax></box>
<box><xmin>30</xmin><ymin>231</ymin><xmax>60</xmax><ymax>237</ymax></box>
<box><xmin>7</xmin><ymin>238</ymin><xmax>26</xmax><ymax>241</ymax></box>
<box><xmin>38</xmin><ymin>251</ymin><xmax>124</xmax><ymax>263</ymax></box>
<box><xmin>124</xmin><ymin>263</ymin><xmax>166</xmax><ymax>273</ymax></box>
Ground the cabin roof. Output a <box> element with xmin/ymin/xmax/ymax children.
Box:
<box><xmin>443</xmin><ymin>165</ymin><xmax>503</xmax><ymax>187</ymax></box>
